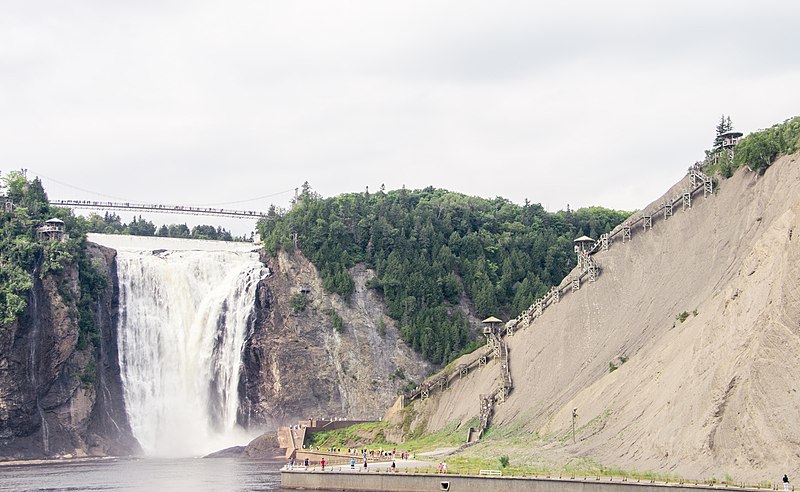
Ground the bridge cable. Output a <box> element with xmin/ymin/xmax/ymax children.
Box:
<box><xmin>31</xmin><ymin>169</ymin><xmax>297</xmax><ymax>207</ymax></box>
<box><xmin>30</xmin><ymin>169</ymin><xmax>137</xmax><ymax>202</ymax></box>
<box><xmin>189</xmin><ymin>188</ymin><xmax>296</xmax><ymax>207</ymax></box>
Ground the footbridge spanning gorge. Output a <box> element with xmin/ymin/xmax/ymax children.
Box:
<box><xmin>404</xmin><ymin>167</ymin><xmax>716</xmax><ymax>445</ymax></box>
<box><xmin>50</xmin><ymin>199</ymin><xmax>269</xmax><ymax>219</ymax></box>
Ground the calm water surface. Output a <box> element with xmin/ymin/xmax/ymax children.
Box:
<box><xmin>0</xmin><ymin>457</ymin><xmax>284</xmax><ymax>492</ymax></box>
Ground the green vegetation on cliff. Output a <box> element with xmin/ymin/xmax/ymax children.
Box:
<box><xmin>1</xmin><ymin>171</ymin><xmax>74</xmax><ymax>324</ymax></box>
<box><xmin>734</xmin><ymin>116</ymin><xmax>800</xmax><ymax>172</ymax></box>
<box><xmin>258</xmin><ymin>185</ymin><xmax>630</xmax><ymax>364</ymax></box>
<box><xmin>0</xmin><ymin>172</ymin><xmax>104</xmax><ymax>352</ymax></box>
<box><xmin>706</xmin><ymin>116</ymin><xmax>800</xmax><ymax>178</ymax></box>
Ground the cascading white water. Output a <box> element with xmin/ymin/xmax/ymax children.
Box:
<box><xmin>98</xmin><ymin>235</ymin><xmax>266</xmax><ymax>457</ymax></box>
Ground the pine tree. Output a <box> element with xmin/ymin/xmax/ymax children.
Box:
<box><xmin>715</xmin><ymin>114</ymin><xmax>728</xmax><ymax>137</ymax></box>
<box><xmin>715</xmin><ymin>115</ymin><xmax>734</xmax><ymax>147</ymax></box>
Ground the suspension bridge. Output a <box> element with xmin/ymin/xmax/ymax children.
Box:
<box><xmin>50</xmin><ymin>200</ymin><xmax>269</xmax><ymax>219</ymax></box>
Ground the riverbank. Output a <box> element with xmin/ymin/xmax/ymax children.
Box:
<box><xmin>0</xmin><ymin>456</ymin><xmax>121</xmax><ymax>468</ymax></box>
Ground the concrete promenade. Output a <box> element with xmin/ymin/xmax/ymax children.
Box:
<box><xmin>281</xmin><ymin>468</ymin><xmax>775</xmax><ymax>492</ymax></box>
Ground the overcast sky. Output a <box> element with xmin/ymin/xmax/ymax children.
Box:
<box><xmin>2</xmin><ymin>1</ymin><xmax>799</xmax><ymax>235</ymax></box>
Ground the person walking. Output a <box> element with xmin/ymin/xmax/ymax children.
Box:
<box><xmin>783</xmin><ymin>474</ymin><xmax>789</xmax><ymax>491</ymax></box>
<box><xmin>321</xmin><ymin>458</ymin><xmax>326</xmax><ymax>471</ymax></box>
<box><xmin>350</xmin><ymin>458</ymin><xmax>355</xmax><ymax>470</ymax></box>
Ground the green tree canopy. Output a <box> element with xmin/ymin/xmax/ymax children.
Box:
<box><xmin>79</xmin><ymin>213</ymin><xmax>239</xmax><ymax>241</ymax></box>
<box><xmin>258</xmin><ymin>186</ymin><xmax>630</xmax><ymax>364</ymax></box>
<box><xmin>0</xmin><ymin>172</ymin><xmax>90</xmax><ymax>327</ymax></box>
<box><xmin>733</xmin><ymin>116</ymin><xmax>800</xmax><ymax>172</ymax></box>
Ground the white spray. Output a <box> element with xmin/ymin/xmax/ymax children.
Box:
<box><xmin>114</xmin><ymin>241</ymin><xmax>264</xmax><ymax>457</ymax></box>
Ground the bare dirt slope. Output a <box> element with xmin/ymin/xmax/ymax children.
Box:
<box><xmin>414</xmin><ymin>152</ymin><xmax>800</xmax><ymax>482</ymax></box>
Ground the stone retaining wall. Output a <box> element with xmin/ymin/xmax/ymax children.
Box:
<box><xmin>281</xmin><ymin>470</ymin><xmax>767</xmax><ymax>492</ymax></box>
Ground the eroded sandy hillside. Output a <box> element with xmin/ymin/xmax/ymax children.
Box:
<box><xmin>410</xmin><ymin>152</ymin><xmax>800</xmax><ymax>481</ymax></box>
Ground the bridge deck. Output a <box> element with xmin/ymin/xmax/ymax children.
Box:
<box><xmin>51</xmin><ymin>199</ymin><xmax>267</xmax><ymax>219</ymax></box>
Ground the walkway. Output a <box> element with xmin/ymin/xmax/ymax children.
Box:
<box><xmin>50</xmin><ymin>199</ymin><xmax>268</xmax><ymax>219</ymax></box>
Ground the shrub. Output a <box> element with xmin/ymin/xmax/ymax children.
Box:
<box><xmin>609</xmin><ymin>354</ymin><xmax>628</xmax><ymax>372</ymax></box>
<box><xmin>676</xmin><ymin>311</ymin><xmax>690</xmax><ymax>323</ymax></box>
<box><xmin>331</xmin><ymin>309</ymin><xmax>344</xmax><ymax>333</ymax></box>
<box><xmin>733</xmin><ymin>116</ymin><xmax>800</xmax><ymax>173</ymax></box>
<box><xmin>290</xmin><ymin>293</ymin><xmax>308</xmax><ymax>313</ymax></box>
<box><xmin>499</xmin><ymin>455</ymin><xmax>510</xmax><ymax>468</ymax></box>
<box><xmin>79</xmin><ymin>359</ymin><xmax>96</xmax><ymax>388</ymax></box>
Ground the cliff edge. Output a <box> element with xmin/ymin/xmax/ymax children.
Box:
<box><xmin>0</xmin><ymin>243</ymin><xmax>138</xmax><ymax>460</ymax></box>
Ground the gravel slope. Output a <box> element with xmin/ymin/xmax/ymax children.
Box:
<box><xmin>413</xmin><ymin>152</ymin><xmax>800</xmax><ymax>483</ymax></box>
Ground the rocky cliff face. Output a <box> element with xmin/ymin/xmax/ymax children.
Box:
<box><xmin>0</xmin><ymin>243</ymin><xmax>138</xmax><ymax>459</ymax></box>
<box><xmin>239</xmin><ymin>249</ymin><xmax>431</xmax><ymax>429</ymax></box>
<box><xmin>1</xmin><ymin>239</ymin><xmax>433</xmax><ymax>458</ymax></box>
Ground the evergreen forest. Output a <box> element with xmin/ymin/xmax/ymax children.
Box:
<box><xmin>258</xmin><ymin>185</ymin><xmax>631</xmax><ymax>364</ymax></box>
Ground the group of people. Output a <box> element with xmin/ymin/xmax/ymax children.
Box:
<box><xmin>287</xmin><ymin>446</ymin><xmax>420</xmax><ymax>473</ymax></box>
<box><xmin>345</xmin><ymin>447</ymin><xmax>414</xmax><ymax>460</ymax></box>
<box><xmin>287</xmin><ymin>457</ymin><xmax>313</xmax><ymax>469</ymax></box>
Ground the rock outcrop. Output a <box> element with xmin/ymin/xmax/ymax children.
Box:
<box><xmin>0</xmin><ymin>243</ymin><xmax>138</xmax><ymax>460</ymax></box>
<box><xmin>238</xmin><ymin>249</ymin><xmax>431</xmax><ymax>429</ymax></box>
<box><xmin>204</xmin><ymin>431</ymin><xmax>282</xmax><ymax>459</ymax></box>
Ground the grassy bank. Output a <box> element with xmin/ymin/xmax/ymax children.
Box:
<box><xmin>305</xmin><ymin>419</ymin><xmax>778</xmax><ymax>489</ymax></box>
<box><xmin>306</xmin><ymin>419</ymin><xmax>470</xmax><ymax>453</ymax></box>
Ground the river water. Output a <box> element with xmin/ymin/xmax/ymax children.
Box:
<box><xmin>0</xmin><ymin>457</ymin><xmax>284</xmax><ymax>491</ymax></box>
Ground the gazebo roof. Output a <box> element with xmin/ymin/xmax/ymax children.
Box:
<box><xmin>718</xmin><ymin>130</ymin><xmax>743</xmax><ymax>138</ymax></box>
<box><xmin>45</xmin><ymin>218</ymin><xmax>65</xmax><ymax>224</ymax></box>
<box><xmin>482</xmin><ymin>316</ymin><xmax>503</xmax><ymax>324</ymax></box>
<box><xmin>574</xmin><ymin>235</ymin><xmax>594</xmax><ymax>243</ymax></box>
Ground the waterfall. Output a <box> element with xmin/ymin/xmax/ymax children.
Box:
<box><xmin>28</xmin><ymin>265</ymin><xmax>50</xmax><ymax>455</ymax></box>
<box><xmin>113</xmin><ymin>240</ymin><xmax>265</xmax><ymax>457</ymax></box>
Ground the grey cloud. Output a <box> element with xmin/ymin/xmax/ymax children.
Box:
<box><xmin>2</xmin><ymin>1</ymin><xmax>800</xmax><ymax>238</ymax></box>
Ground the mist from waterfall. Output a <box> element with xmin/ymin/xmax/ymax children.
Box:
<box><xmin>103</xmin><ymin>235</ymin><xmax>265</xmax><ymax>457</ymax></box>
